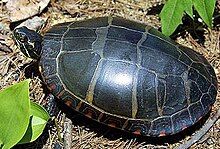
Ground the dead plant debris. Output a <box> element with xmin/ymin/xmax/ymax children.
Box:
<box><xmin>6</xmin><ymin>0</ymin><xmax>50</xmax><ymax>22</ymax></box>
<box><xmin>0</xmin><ymin>0</ymin><xmax>219</xmax><ymax>149</ymax></box>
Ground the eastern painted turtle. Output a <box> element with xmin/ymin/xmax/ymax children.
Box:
<box><xmin>13</xmin><ymin>16</ymin><xmax>218</xmax><ymax>137</ymax></box>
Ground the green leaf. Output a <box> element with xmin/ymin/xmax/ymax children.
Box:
<box><xmin>18</xmin><ymin>101</ymin><xmax>50</xmax><ymax>144</ymax></box>
<box><xmin>0</xmin><ymin>80</ymin><xmax>30</xmax><ymax>149</ymax></box>
<box><xmin>160</xmin><ymin>0</ymin><xmax>185</xmax><ymax>36</ymax></box>
<box><xmin>193</xmin><ymin>0</ymin><xmax>216</xmax><ymax>28</ymax></box>
<box><xmin>0</xmin><ymin>140</ymin><xmax>3</xmax><ymax>147</ymax></box>
<box><xmin>183</xmin><ymin>0</ymin><xmax>193</xmax><ymax>18</ymax></box>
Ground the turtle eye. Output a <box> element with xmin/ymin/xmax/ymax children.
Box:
<box><xmin>19</xmin><ymin>33</ymin><xmax>28</xmax><ymax>43</ymax></box>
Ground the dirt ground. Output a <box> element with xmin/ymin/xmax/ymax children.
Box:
<box><xmin>0</xmin><ymin>0</ymin><xmax>220</xmax><ymax>149</ymax></box>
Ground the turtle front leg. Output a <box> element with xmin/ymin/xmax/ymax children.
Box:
<box><xmin>45</xmin><ymin>94</ymin><xmax>73</xmax><ymax>149</ymax></box>
<box><xmin>45</xmin><ymin>93</ymin><xmax>59</xmax><ymax>117</ymax></box>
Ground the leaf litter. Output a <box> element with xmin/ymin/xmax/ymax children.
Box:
<box><xmin>0</xmin><ymin>0</ymin><xmax>219</xmax><ymax>148</ymax></box>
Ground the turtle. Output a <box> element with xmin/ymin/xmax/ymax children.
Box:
<box><xmin>13</xmin><ymin>16</ymin><xmax>218</xmax><ymax>137</ymax></box>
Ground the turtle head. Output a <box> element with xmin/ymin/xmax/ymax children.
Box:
<box><xmin>13</xmin><ymin>26</ymin><xmax>42</xmax><ymax>60</ymax></box>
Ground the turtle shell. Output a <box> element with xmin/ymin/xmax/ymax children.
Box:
<box><xmin>40</xmin><ymin>17</ymin><xmax>218</xmax><ymax>137</ymax></box>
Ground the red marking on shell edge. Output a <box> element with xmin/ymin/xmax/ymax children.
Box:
<box><xmin>198</xmin><ymin>116</ymin><xmax>203</xmax><ymax>121</ymax></box>
<box><xmin>159</xmin><ymin>130</ymin><xmax>166</xmax><ymax>137</ymax></box>
<box><xmin>57</xmin><ymin>91</ymin><xmax>64</xmax><ymax>98</ymax></box>
<box><xmin>76</xmin><ymin>102</ymin><xmax>82</xmax><ymax>111</ymax></box>
<box><xmin>108</xmin><ymin>123</ymin><xmax>116</xmax><ymax>128</ymax></box>
<box><xmin>181</xmin><ymin>124</ymin><xmax>188</xmax><ymax>130</ymax></box>
<box><xmin>49</xmin><ymin>83</ymin><xmax>56</xmax><ymax>90</ymax></box>
<box><xmin>65</xmin><ymin>100</ymin><xmax>72</xmax><ymax>107</ymax></box>
<box><xmin>85</xmin><ymin>111</ymin><xmax>93</xmax><ymax>118</ymax></box>
<box><xmin>98</xmin><ymin>113</ymin><xmax>104</xmax><ymax>121</ymax></box>
<box><xmin>132</xmin><ymin>129</ymin><xmax>141</xmax><ymax>135</ymax></box>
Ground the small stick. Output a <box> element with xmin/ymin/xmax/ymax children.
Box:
<box><xmin>177</xmin><ymin>109</ymin><xmax>220</xmax><ymax>149</ymax></box>
<box><xmin>54</xmin><ymin>118</ymin><xmax>63</xmax><ymax>142</ymax></box>
<box><xmin>63</xmin><ymin>116</ymin><xmax>72</xmax><ymax>149</ymax></box>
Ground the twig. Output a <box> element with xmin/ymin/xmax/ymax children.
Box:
<box><xmin>0</xmin><ymin>42</ymin><xmax>12</xmax><ymax>53</ymax></box>
<box><xmin>116</xmin><ymin>0</ymin><xmax>143</xmax><ymax>9</ymax></box>
<box><xmin>177</xmin><ymin>109</ymin><xmax>220</xmax><ymax>149</ymax></box>
<box><xmin>54</xmin><ymin>118</ymin><xmax>63</xmax><ymax>142</ymax></box>
<box><xmin>64</xmin><ymin>116</ymin><xmax>72</xmax><ymax>149</ymax></box>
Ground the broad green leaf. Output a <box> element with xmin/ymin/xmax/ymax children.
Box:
<box><xmin>18</xmin><ymin>101</ymin><xmax>50</xmax><ymax>144</ymax></box>
<box><xmin>183</xmin><ymin>0</ymin><xmax>193</xmax><ymax>18</ymax></box>
<box><xmin>160</xmin><ymin>0</ymin><xmax>185</xmax><ymax>36</ymax></box>
<box><xmin>0</xmin><ymin>140</ymin><xmax>2</xmax><ymax>147</ymax></box>
<box><xmin>193</xmin><ymin>0</ymin><xmax>216</xmax><ymax>28</ymax></box>
<box><xmin>0</xmin><ymin>80</ymin><xmax>30</xmax><ymax>149</ymax></box>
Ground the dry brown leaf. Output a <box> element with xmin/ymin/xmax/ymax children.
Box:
<box><xmin>17</xmin><ymin>16</ymin><xmax>46</xmax><ymax>31</ymax></box>
<box><xmin>6</xmin><ymin>0</ymin><xmax>50</xmax><ymax>22</ymax></box>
